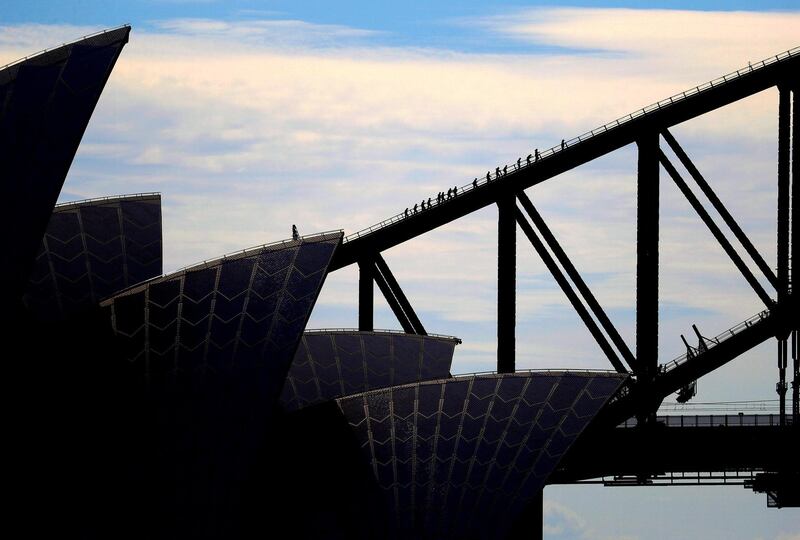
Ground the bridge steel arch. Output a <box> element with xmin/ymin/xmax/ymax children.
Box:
<box><xmin>329</xmin><ymin>48</ymin><xmax>799</xmax><ymax>431</ymax></box>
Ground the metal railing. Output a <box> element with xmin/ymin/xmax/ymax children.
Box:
<box><xmin>102</xmin><ymin>229</ymin><xmax>343</xmax><ymax>301</ymax></box>
<box><xmin>658</xmin><ymin>399</ymin><xmax>780</xmax><ymax>414</ymax></box>
<box><xmin>661</xmin><ymin>309</ymin><xmax>771</xmax><ymax>373</ymax></box>
<box><xmin>0</xmin><ymin>24</ymin><xmax>131</xmax><ymax>73</ymax></box>
<box><xmin>449</xmin><ymin>368</ymin><xmax>619</xmax><ymax>379</ymax></box>
<box><xmin>303</xmin><ymin>327</ymin><xmax>462</xmax><ymax>342</ymax></box>
<box><xmin>582</xmin><ymin>470</ymin><xmax>762</xmax><ymax>487</ymax></box>
<box><xmin>618</xmin><ymin>413</ymin><xmax>793</xmax><ymax>428</ymax></box>
<box><xmin>172</xmin><ymin>229</ymin><xmax>343</xmax><ymax>273</ymax></box>
<box><xmin>343</xmin><ymin>46</ymin><xmax>800</xmax><ymax>244</ymax></box>
<box><xmin>54</xmin><ymin>192</ymin><xmax>160</xmax><ymax>209</ymax></box>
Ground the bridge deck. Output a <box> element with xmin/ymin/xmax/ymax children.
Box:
<box><xmin>618</xmin><ymin>413</ymin><xmax>795</xmax><ymax>428</ymax></box>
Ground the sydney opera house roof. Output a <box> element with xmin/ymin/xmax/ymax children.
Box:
<box><xmin>102</xmin><ymin>232</ymin><xmax>341</xmax><ymax>387</ymax></box>
<box><xmin>4</xmin><ymin>26</ymin><xmax>630</xmax><ymax>539</ymax></box>
<box><xmin>101</xmin><ymin>231</ymin><xmax>342</xmax><ymax>537</ymax></box>
<box><xmin>25</xmin><ymin>193</ymin><xmax>162</xmax><ymax>320</ymax></box>
<box><xmin>281</xmin><ymin>329</ymin><xmax>461</xmax><ymax>411</ymax></box>
<box><xmin>337</xmin><ymin>371</ymin><xmax>625</xmax><ymax>539</ymax></box>
<box><xmin>0</xmin><ymin>26</ymin><xmax>131</xmax><ymax>309</ymax></box>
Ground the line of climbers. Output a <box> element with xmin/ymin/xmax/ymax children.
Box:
<box><xmin>401</xmin><ymin>139</ymin><xmax>570</xmax><ymax>219</ymax></box>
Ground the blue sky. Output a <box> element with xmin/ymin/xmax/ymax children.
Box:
<box><xmin>2</xmin><ymin>2</ymin><xmax>798</xmax><ymax>538</ymax></box>
<box><xmin>4</xmin><ymin>0</ymin><xmax>799</xmax><ymax>51</ymax></box>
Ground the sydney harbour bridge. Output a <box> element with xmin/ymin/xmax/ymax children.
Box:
<box><xmin>2</xmin><ymin>25</ymin><xmax>797</xmax><ymax>539</ymax></box>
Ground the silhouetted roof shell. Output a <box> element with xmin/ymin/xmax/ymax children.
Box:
<box><xmin>281</xmin><ymin>329</ymin><xmax>460</xmax><ymax>411</ymax></box>
<box><xmin>337</xmin><ymin>371</ymin><xmax>626</xmax><ymax>540</ymax></box>
<box><xmin>0</xmin><ymin>26</ymin><xmax>131</xmax><ymax>307</ymax></box>
<box><xmin>24</xmin><ymin>193</ymin><xmax>162</xmax><ymax>320</ymax></box>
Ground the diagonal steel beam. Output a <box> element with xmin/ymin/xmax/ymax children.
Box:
<box><xmin>374</xmin><ymin>253</ymin><xmax>427</xmax><ymax>335</ymax></box>
<box><xmin>659</xmin><ymin>150</ymin><xmax>774</xmax><ymax>307</ymax></box>
<box><xmin>515</xmin><ymin>207</ymin><xmax>628</xmax><ymax>373</ymax></box>
<box><xmin>373</xmin><ymin>264</ymin><xmax>417</xmax><ymax>334</ymax></box>
<box><xmin>661</xmin><ymin>129</ymin><xmax>778</xmax><ymax>288</ymax></box>
<box><xmin>516</xmin><ymin>191</ymin><xmax>637</xmax><ymax>372</ymax></box>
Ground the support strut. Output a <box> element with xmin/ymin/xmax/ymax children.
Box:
<box><xmin>778</xmin><ymin>86</ymin><xmax>791</xmax><ymax>312</ymax></box>
<box><xmin>497</xmin><ymin>195</ymin><xmax>516</xmax><ymax>373</ymax></box>
<box><xmin>637</xmin><ymin>133</ymin><xmax>660</xmax><ymax>384</ymax></box>
<box><xmin>358</xmin><ymin>257</ymin><xmax>374</xmax><ymax>331</ymax></box>
<box><xmin>373</xmin><ymin>268</ymin><xmax>416</xmax><ymax>334</ymax></box>
<box><xmin>778</xmin><ymin>338</ymin><xmax>788</xmax><ymax>426</ymax></box>
<box><xmin>516</xmin><ymin>207</ymin><xmax>627</xmax><ymax>373</ymax></box>
<box><xmin>792</xmin><ymin>330</ymin><xmax>798</xmax><ymax>424</ymax></box>
<box><xmin>790</xmin><ymin>87</ymin><xmax>798</xmax><ymax>423</ymax></box>
<box><xmin>793</xmin><ymin>86</ymin><xmax>798</xmax><ymax>316</ymax></box>
<box><xmin>661</xmin><ymin>129</ymin><xmax>778</xmax><ymax>288</ymax></box>
<box><xmin>659</xmin><ymin>151</ymin><xmax>774</xmax><ymax>308</ymax></box>
<box><xmin>374</xmin><ymin>253</ymin><xmax>427</xmax><ymax>335</ymax></box>
<box><xmin>517</xmin><ymin>191</ymin><xmax>637</xmax><ymax>371</ymax></box>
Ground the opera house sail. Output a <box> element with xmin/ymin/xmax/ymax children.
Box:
<box><xmin>0</xmin><ymin>26</ymin><xmax>131</xmax><ymax>313</ymax></box>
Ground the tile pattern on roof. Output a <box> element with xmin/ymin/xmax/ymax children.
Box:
<box><xmin>281</xmin><ymin>331</ymin><xmax>458</xmax><ymax>411</ymax></box>
<box><xmin>24</xmin><ymin>195</ymin><xmax>162</xmax><ymax>320</ymax></box>
<box><xmin>338</xmin><ymin>372</ymin><xmax>625</xmax><ymax>540</ymax></box>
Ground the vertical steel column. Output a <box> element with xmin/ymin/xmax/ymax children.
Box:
<box><xmin>778</xmin><ymin>86</ymin><xmax>790</xmax><ymax>309</ymax></box>
<box><xmin>497</xmin><ymin>194</ymin><xmax>516</xmax><ymax>374</ymax></box>
<box><xmin>792</xmin><ymin>330</ymin><xmax>798</xmax><ymax>424</ymax></box>
<box><xmin>778</xmin><ymin>338</ymin><xmax>788</xmax><ymax>426</ymax></box>
<box><xmin>777</xmin><ymin>87</ymin><xmax>791</xmax><ymax>424</ymax></box>
<box><xmin>637</xmin><ymin>133</ymin><xmax>660</xmax><ymax>384</ymax></box>
<box><xmin>358</xmin><ymin>258</ymin><xmax>374</xmax><ymax>331</ymax></box>
<box><xmin>791</xmin><ymin>88</ymin><xmax>798</xmax><ymax>424</ymax></box>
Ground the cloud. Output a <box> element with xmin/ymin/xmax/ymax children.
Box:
<box><xmin>151</xmin><ymin>17</ymin><xmax>380</xmax><ymax>48</ymax></box>
<box><xmin>544</xmin><ymin>499</ymin><xmax>588</xmax><ymax>537</ymax></box>
<box><xmin>0</xmin><ymin>8</ymin><xmax>795</xmax><ymax>378</ymax></box>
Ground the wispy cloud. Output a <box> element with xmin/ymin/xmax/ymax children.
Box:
<box><xmin>0</xmin><ymin>8</ymin><xmax>795</xmax><ymax>381</ymax></box>
<box><xmin>151</xmin><ymin>17</ymin><xmax>381</xmax><ymax>48</ymax></box>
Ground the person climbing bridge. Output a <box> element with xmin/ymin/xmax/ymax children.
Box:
<box><xmin>473</xmin><ymin>178</ymin><xmax>478</xmax><ymax>188</ymax></box>
<box><xmin>292</xmin><ymin>224</ymin><xmax>299</xmax><ymax>241</ymax></box>
<box><xmin>527</xmin><ymin>153</ymin><xmax>532</xmax><ymax>165</ymax></box>
<box><xmin>517</xmin><ymin>158</ymin><xmax>521</xmax><ymax>169</ymax></box>
<box><xmin>535</xmin><ymin>149</ymin><xmax>540</xmax><ymax>161</ymax></box>
<box><xmin>561</xmin><ymin>139</ymin><xmax>566</xmax><ymax>150</ymax></box>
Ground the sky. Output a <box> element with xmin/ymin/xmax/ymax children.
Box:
<box><xmin>2</xmin><ymin>1</ymin><xmax>798</xmax><ymax>538</ymax></box>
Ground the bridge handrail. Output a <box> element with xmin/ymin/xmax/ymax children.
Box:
<box><xmin>661</xmin><ymin>309</ymin><xmax>771</xmax><ymax>372</ymax></box>
<box><xmin>618</xmin><ymin>413</ymin><xmax>793</xmax><ymax>428</ymax></box>
<box><xmin>343</xmin><ymin>45</ymin><xmax>800</xmax><ymax>244</ymax></box>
